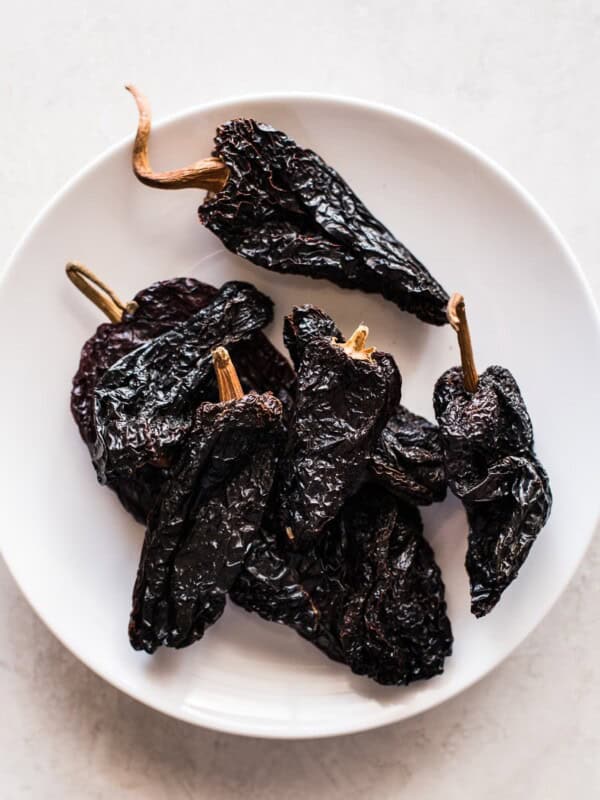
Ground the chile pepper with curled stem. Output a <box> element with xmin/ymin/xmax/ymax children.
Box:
<box><xmin>283</xmin><ymin>304</ymin><xmax>447</xmax><ymax>505</ymax></box>
<box><xmin>130</xmin><ymin>348</ymin><xmax>285</xmax><ymax>653</ymax></box>
<box><xmin>125</xmin><ymin>86</ymin><xmax>450</xmax><ymax>326</ymax></box>
<box><xmin>272</xmin><ymin>321</ymin><xmax>401</xmax><ymax>550</ymax></box>
<box><xmin>68</xmin><ymin>263</ymin><xmax>295</xmax><ymax>521</ymax></box>
<box><xmin>433</xmin><ymin>294</ymin><xmax>552</xmax><ymax>617</ymax></box>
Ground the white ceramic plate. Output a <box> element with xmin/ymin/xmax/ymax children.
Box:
<box><xmin>1</xmin><ymin>94</ymin><xmax>599</xmax><ymax>739</ymax></box>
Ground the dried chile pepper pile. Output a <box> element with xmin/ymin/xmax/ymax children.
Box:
<box><xmin>92</xmin><ymin>280</ymin><xmax>278</xmax><ymax>482</ymax></box>
<box><xmin>63</xmin><ymin>91</ymin><xmax>553</xmax><ymax>690</ymax></box>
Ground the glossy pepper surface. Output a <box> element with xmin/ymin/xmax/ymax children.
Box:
<box><xmin>369</xmin><ymin>405</ymin><xmax>447</xmax><ymax>506</ymax></box>
<box><xmin>233</xmin><ymin>485</ymin><xmax>453</xmax><ymax>685</ymax></box>
<box><xmin>200</xmin><ymin>119</ymin><xmax>449</xmax><ymax>325</ymax></box>
<box><xmin>72</xmin><ymin>275</ymin><xmax>217</xmax><ymax>521</ymax></box>
<box><xmin>70</xmin><ymin>271</ymin><xmax>294</xmax><ymax>521</ymax></box>
<box><xmin>126</xmin><ymin>87</ymin><xmax>450</xmax><ymax>326</ymax></box>
<box><xmin>283</xmin><ymin>304</ymin><xmax>446</xmax><ymax>506</ymax></box>
<box><xmin>92</xmin><ymin>281</ymin><xmax>274</xmax><ymax>483</ymax></box>
<box><xmin>130</xmin><ymin>367</ymin><xmax>284</xmax><ymax>653</ymax></box>
<box><xmin>229</xmin><ymin>526</ymin><xmax>319</xmax><ymax>635</ymax></box>
<box><xmin>434</xmin><ymin>294</ymin><xmax>552</xmax><ymax>617</ymax></box>
<box><xmin>273</xmin><ymin>325</ymin><xmax>401</xmax><ymax>549</ymax></box>
<box><xmin>434</xmin><ymin>365</ymin><xmax>551</xmax><ymax>617</ymax></box>
<box><xmin>333</xmin><ymin>487</ymin><xmax>452</xmax><ymax>684</ymax></box>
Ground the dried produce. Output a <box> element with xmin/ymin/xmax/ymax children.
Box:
<box><xmin>434</xmin><ymin>294</ymin><xmax>552</xmax><ymax>617</ymax></box>
<box><xmin>61</xmin><ymin>89</ymin><xmax>559</xmax><ymax>690</ymax></box>
<box><xmin>233</xmin><ymin>486</ymin><xmax>453</xmax><ymax>685</ymax></box>
<box><xmin>282</xmin><ymin>304</ymin><xmax>341</xmax><ymax>368</ymax></box>
<box><xmin>273</xmin><ymin>323</ymin><xmax>401</xmax><ymax>549</ymax></box>
<box><xmin>332</xmin><ymin>486</ymin><xmax>452</xmax><ymax>684</ymax></box>
<box><xmin>126</xmin><ymin>86</ymin><xmax>450</xmax><ymax>325</ymax></box>
<box><xmin>129</xmin><ymin>348</ymin><xmax>284</xmax><ymax>652</ymax></box>
<box><xmin>230</xmin><ymin>336</ymin><xmax>296</xmax><ymax>416</ymax></box>
<box><xmin>93</xmin><ymin>280</ymin><xmax>275</xmax><ymax>483</ymax></box>
<box><xmin>68</xmin><ymin>264</ymin><xmax>294</xmax><ymax>520</ymax></box>
<box><xmin>229</xmin><ymin>526</ymin><xmax>319</xmax><ymax>634</ymax></box>
<box><xmin>69</xmin><ymin>263</ymin><xmax>218</xmax><ymax>521</ymax></box>
<box><xmin>369</xmin><ymin>406</ymin><xmax>446</xmax><ymax>505</ymax></box>
<box><xmin>283</xmin><ymin>304</ymin><xmax>446</xmax><ymax>505</ymax></box>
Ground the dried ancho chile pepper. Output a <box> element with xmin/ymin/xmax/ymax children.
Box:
<box><xmin>283</xmin><ymin>304</ymin><xmax>446</xmax><ymax>506</ymax></box>
<box><xmin>369</xmin><ymin>406</ymin><xmax>447</xmax><ymax>506</ymax></box>
<box><xmin>273</xmin><ymin>321</ymin><xmax>401</xmax><ymax>549</ymax></box>
<box><xmin>233</xmin><ymin>485</ymin><xmax>453</xmax><ymax>685</ymax></box>
<box><xmin>126</xmin><ymin>86</ymin><xmax>450</xmax><ymax>326</ymax></box>
<box><xmin>93</xmin><ymin>280</ymin><xmax>275</xmax><ymax>484</ymax></box>
<box><xmin>433</xmin><ymin>294</ymin><xmax>552</xmax><ymax>617</ymax></box>
<box><xmin>129</xmin><ymin>348</ymin><xmax>284</xmax><ymax>653</ymax></box>
<box><xmin>317</xmin><ymin>485</ymin><xmax>452</xmax><ymax>684</ymax></box>
<box><xmin>68</xmin><ymin>264</ymin><xmax>295</xmax><ymax>521</ymax></box>
<box><xmin>68</xmin><ymin>263</ymin><xmax>218</xmax><ymax>521</ymax></box>
<box><xmin>228</xmin><ymin>526</ymin><xmax>319</xmax><ymax>635</ymax></box>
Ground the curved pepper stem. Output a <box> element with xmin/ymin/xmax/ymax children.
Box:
<box><xmin>447</xmin><ymin>293</ymin><xmax>479</xmax><ymax>392</ymax></box>
<box><xmin>333</xmin><ymin>324</ymin><xmax>375</xmax><ymax>361</ymax></box>
<box><xmin>125</xmin><ymin>85</ymin><xmax>230</xmax><ymax>192</ymax></box>
<box><xmin>65</xmin><ymin>262</ymin><xmax>137</xmax><ymax>323</ymax></box>
<box><xmin>212</xmin><ymin>347</ymin><xmax>244</xmax><ymax>401</ymax></box>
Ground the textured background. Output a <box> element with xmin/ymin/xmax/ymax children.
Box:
<box><xmin>1</xmin><ymin>1</ymin><xmax>599</xmax><ymax>797</ymax></box>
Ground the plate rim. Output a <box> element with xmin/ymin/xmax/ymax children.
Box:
<box><xmin>2</xmin><ymin>90</ymin><xmax>599</xmax><ymax>739</ymax></box>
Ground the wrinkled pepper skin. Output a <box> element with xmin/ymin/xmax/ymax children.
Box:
<box><xmin>282</xmin><ymin>304</ymin><xmax>341</xmax><ymax>368</ymax></box>
<box><xmin>228</xmin><ymin>526</ymin><xmax>319</xmax><ymax>635</ymax></box>
<box><xmin>331</xmin><ymin>487</ymin><xmax>453</xmax><ymax>685</ymax></box>
<box><xmin>93</xmin><ymin>281</ymin><xmax>275</xmax><ymax>483</ymax></box>
<box><xmin>369</xmin><ymin>406</ymin><xmax>447</xmax><ymax>506</ymax></box>
<box><xmin>273</xmin><ymin>337</ymin><xmax>401</xmax><ymax>549</ymax></box>
<box><xmin>72</xmin><ymin>278</ymin><xmax>217</xmax><ymax>445</ymax></box>
<box><xmin>199</xmin><ymin>119</ymin><xmax>449</xmax><ymax>325</ymax></box>
<box><xmin>433</xmin><ymin>365</ymin><xmax>552</xmax><ymax>617</ymax></box>
<box><xmin>232</xmin><ymin>486</ymin><xmax>453</xmax><ymax>685</ymax></box>
<box><xmin>72</xmin><ymin>278</ymin><xmax>217</xmax><ymax>521</ymax></box>
<box><xmin>230</xmin><ymin>336</ymin><xmax>296</xmax><ymax>416</ymax></box>
<box><xmin>283</xmin><ymin>304</ymin><xmax>446</xmax><ymax>506</ymax></box>
<box><xmin>72</xmin><ymin>277</ymin><xmax>295</xmax><ymax>521</ymax></box>
<box><xmin>129</xmin><ymin>393</ymin><xmax>284</xmax><ymax>653</ymax></box>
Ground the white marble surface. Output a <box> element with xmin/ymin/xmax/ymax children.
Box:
<box><xmin>1</xmin><ymin>1</ymin><xmax>599</xmax><ymax>796</ymax></box>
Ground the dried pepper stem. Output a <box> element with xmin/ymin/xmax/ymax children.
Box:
<box><xmin>447</xmin><ymin>293</ymin><xmax>478</xmax><ymax>392</ymax></box>
<box><xmin>125</xmin><ymin>85</ymin><xmax>230</xmax><ymax>192</ymax></box>
<box><xmin>66</xmin><ymin>262</ymin><xmax>137</xmax><ymax>323</ymax></box>
<box><xmin>333</xmin><ymin>324</ymin><xmax>375</xmax><ymax>361</ymax></box>
<box><xmin>212</xmin><ymin>347</ymin><xmax>244</xmax><ymax>401</ymax></box>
